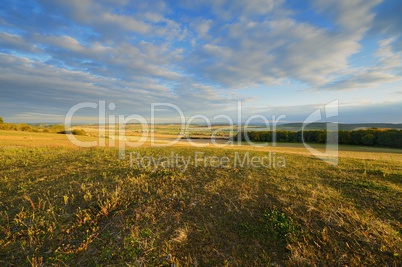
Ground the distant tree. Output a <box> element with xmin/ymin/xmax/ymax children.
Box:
<box><xmin>317</xmin><ymin>131</ymin><xmax>327</xmax><ymax>143</ymax></box>
<box><xmin>350</xmin><ymin>130</ymin><xmax>365</xmax><ymax>145</ymax></box>
<box><xmin>338</xmin><ymin>130</ymin><xmax>352</xmax><ymax>145</ymax></box>
<box><xmin>234</xmin><ymin>129</ymin><xmax>402</xmax><ymax>149</ymax></box>
<box><xmin>361</xmin><ymin>134</ymin><xmax>375</xmax><ymax>146</ymax></box>
<box><xmin>276</xmin><ymin>131</ymin><xmax>289</xmax><ymax>142</ymax></box>
<box><xmin>377</xmin><ymin>130</ymin><xmax>399</xmax><ymax>148</ymax></box>
<box><xmin>292</xmin><ymin>131</ymin><xmax>302</xmax><ymax>143</ymax></box>
<box><xmin>0</xmin><ymin>116</ymin><xmax>3</xmax><ymax>124</ymax></box>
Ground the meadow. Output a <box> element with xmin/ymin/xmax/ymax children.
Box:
<box><xmin>0</xmin><ymin>130</ymin><xmax>401</xmax><ymax>266</ymax></box>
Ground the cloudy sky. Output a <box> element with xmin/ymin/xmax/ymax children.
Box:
<box><xmin>0</xmin><ymin>0</ymin><xmax>401</xmax><ymax>123</ymax></box>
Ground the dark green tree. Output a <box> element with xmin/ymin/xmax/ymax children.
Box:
<box><xmin>0</xmin><ymin>116</ymin><xmax>3</xmax><ymax>124</ymax></box>
<box><xmin>338</xmin><ymin>130</ymin><xmax>352</xmax><ymax>145</ymax></box>
<box><xmin>361</xmin><ymin>134</ymin><xmax>375</xmax><ymax>146</ymax></box>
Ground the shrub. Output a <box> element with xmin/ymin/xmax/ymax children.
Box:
<box><xmin>72</xmin><ymin>129</ymin><xmax>87</xmax><ymax>136</ymax></box>
<box><xmin>19</xmin><ymin>124</ymin><xmax>32</xmax><ymax>132</ymax></box>
<box><xmin>58</xmin><ymin>129</ymin><xmax>87</xmax><ymax>136</ymax></box>
<box><xmin>49</xmin><ymin>124</ymin><xmax>65</xmax><ymax>133</ymax></box>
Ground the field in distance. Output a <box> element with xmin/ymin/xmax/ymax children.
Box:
<box><xmin>0</xmin><ymin>130</ymin><xmax>401</xmax><ymax>266</ymax></box>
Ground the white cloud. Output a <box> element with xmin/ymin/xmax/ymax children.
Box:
<box><xmin>375</xmin><ymin>38</ymin><xmax>402</xmax><ymax>71</ymax></box>
<box><xmin>320</xmin><ymin>71</ymin><xmax>402</xmax><ymax>91</ymax></box>
<box><xmin>181</xmin><ymin>0</ymin><xmax>385</xmax><ymax>90</ymax></box>
<box><xmin>40</xmin><ymin>35</ymin><xmax>84</xmax><ymax>52</ymax></box>
<box><xmin>316</xmin><ymin>37</ymin><xmax>402</xmax><ymax>91</ymax></box>
<box><xmin>99</xmin><ymin>13</ymin><xmax>151</xmax><ymax>34</ymax></box>
<box><xmin>189</xmin><ymin>17</ymin><xmax>364</xmax><ymax>87</ymax></box>
<box><xmin>1</xmin><ymin>0</ymin><xmax>401</xmax><ymax>123</ymax></box>
<box><xmin>0</xmin><ymin>33</ymin><xmax>40</xmax><ymax>53</ymax></box>
<box><xmin>0</xmin><ymin>53</ymin><xmax>236</xmax><ymax>119</ymax></box>
<box><xmin>193</xmin><ymin>19</ymin><xmax>212</xmax><ymax>38</ymax></box>
<box><xmin>312</xmin><ymin>0</ymin><xmax>381</xmax><ymax>32</ymax></box>
<box><xmin>27</xmin><ymin>0</ymin><xmax>382</xmax><ymax>90</ymax></box>
<box><xmin>37</xmin><ymin>0</ymin><xmax>184</xmax><ymax>41</ymax></box>
<box><xmin>185</xmin><ymin>0</ymin><xmax>287</xmax><ymax>20</ymax></box>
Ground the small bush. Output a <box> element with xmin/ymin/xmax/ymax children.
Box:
<box><xmin>58</xmin><ymin>129</ymin><xmax>87</xmax><ymax>136</ymax></box>
<box><xmin>19</xmin><ymin>124</ymin><xmax>32</xmax><ymax>132</ymax></box>
<box><xmin>72</xmin><ymin>129</ymin><xmax>87</xmax><ymax>136</ymax></box>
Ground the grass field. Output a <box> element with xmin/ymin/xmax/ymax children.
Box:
<box><xmin>0</xmin><ymin>130</ymin><xmax>401</xmax><ymax>266</ymax></box>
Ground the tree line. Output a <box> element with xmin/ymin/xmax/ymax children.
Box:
<box><xmin>0</xmin><ymin>116</ymin><xmax>86</xmax><ymax>135</ymax></box>
<box><xmin>235</xmin><ymin>129</ymin><xmax>402</xmax><ymax>149</ymax></box>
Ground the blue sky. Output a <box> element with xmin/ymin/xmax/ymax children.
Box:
<box><xmin>0</xmin><ymin>0</ymin><xmax>401</xmax><ymax>123</ymax></box>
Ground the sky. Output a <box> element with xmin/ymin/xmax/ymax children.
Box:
<box><xmin>0</xmin><ymin>0</ymin><xmax>401</xmax><ymax>124</ymax></box>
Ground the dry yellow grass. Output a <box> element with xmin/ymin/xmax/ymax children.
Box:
<box><xmin>2</xmin><ymin>130</ymin><xmax>401</xmax><ymax>162</ymax></box>
<box><xmin>0</xmin><ymin>129</ymin><xmax>401</xmax><ymax>266</ymax></box>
